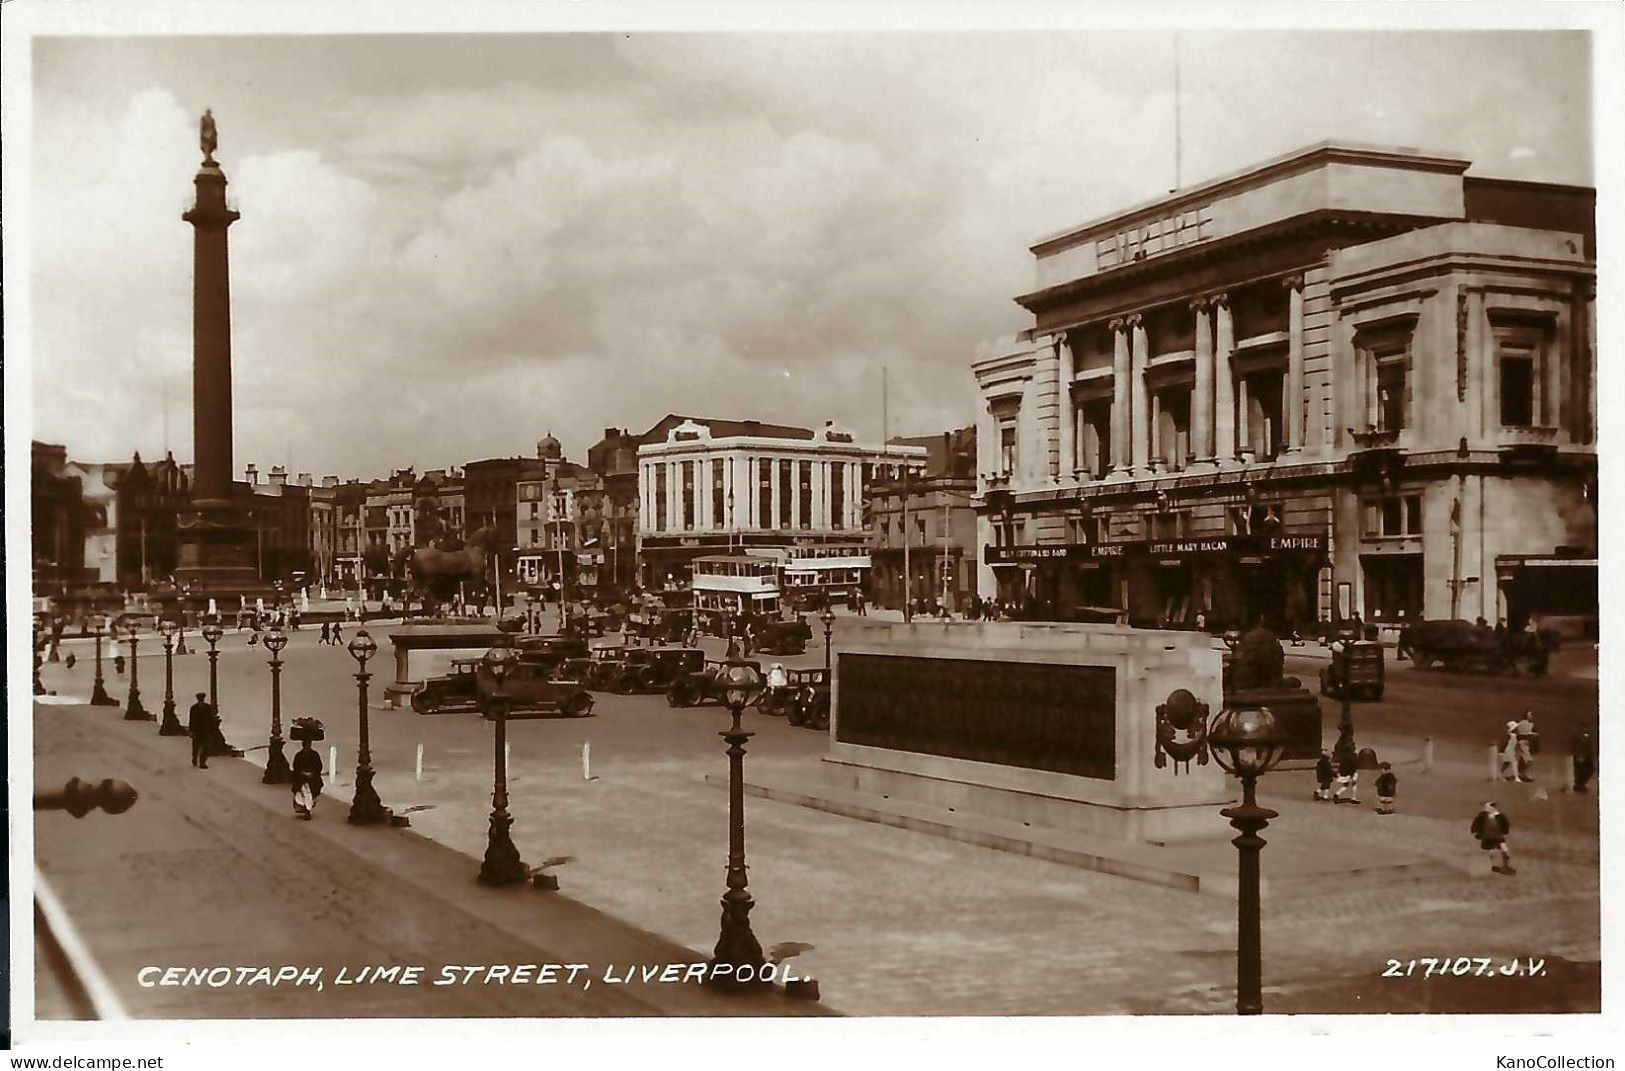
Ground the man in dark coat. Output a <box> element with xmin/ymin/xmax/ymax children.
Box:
<box><xmin>188</xmin><ymin>692</ymin><xmax>218</xmax><ymax>769</ymax></box>
<box><xmin>1471</xmin><ymin>802</ymin><xmax>1514</xmax><ymax>874</ymax></box>
<box><xmin>1572</xmin><ymin>730</ymin><xmax>1596</xmax><ymax>793</ymax></box>
<box><xmin>291</xmin><ymin>738</ymin><xmax>324</xmax><ymax>819</ymax></box>
<box><xmin>1313</xmin><ymin>750</ymin><xmax>1335</xmax><ymax>802</ymax></box>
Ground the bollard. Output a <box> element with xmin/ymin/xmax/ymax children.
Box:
<box><xmin>1564</xmin><ymin>756</ymin><xmax>1575</xmax><ymax>793</ymax></box>
<box><xmin>582</xmin><ymin>741</ymin><xmax>591</xmax><ymax>781</ymax></box>
<box><xmin>415</xmin><ymin>743</ymin><xmax>424</xmax><ymax>782</ymax></box>
<box><xmin>1422</xmin><ymin>737</ymin><xmax>1435</xmax><ymax>774</ymax></box>
<box><xmin>1487</xmin><ymin>744</ymin><xmax>1499</xmax><ymax>782</ymax></box>
<box><xmin>329</xmin><ymin>745</ymin><xmax>338</xmax><ymax>782</ymax></box>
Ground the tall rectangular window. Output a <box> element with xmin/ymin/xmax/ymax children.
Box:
<box><xmin>1078</xmin><ymin>400</ymin><xmax>1112</xmax><ymax>478</ymax></box>
<box><xmin>712</xmin><ymin>459</ymin><xmax>726</xmax><ymax>528</ymax></box>
<box><xmin>654</xmin><ymin>464</ymin><xmax>668</xmax><ymax>531</ymax></box>
<box><xmin>1375</xmin><ymin>349</ymin><xmax>1408</xmax><ymax>432</ymax></box>
<box><xmin>778</xmin><ymin>460</ymin><xmax>793</xmax><ymax>527</ymax></box>
<box><xmin>830</xmin><ymin>464</ymin><xmax>845</xmax><ymax>529</ymax></box>
<box><xmin>681</xmin><ymin>462</ymin><xmax>695</xmax><ymax>530</ymax></box>
<box><xmin>758</xmin><ymin>459</ymin><xmax>773</xmax><ymax>529</ymax></box>
<box><xmin>798</xmin><ymin>462</ymin><xmax>813</xmax><ymax>529</ymax></box>
<box><xmin>999</xmin><ymin>422</ymin><xmax>1018</xmax><ymax>474</ymax></box>
<box><xmin>1153</xmin><ymin>387</ymin><xmax>1193</xmax><ymax>470</ymax></box>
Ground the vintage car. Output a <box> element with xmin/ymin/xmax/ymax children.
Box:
<box><xmin>1319</xmin><ymin>640</ymin><xmax>1385</xmax><ymax>701</ymax></box>
<box><xmin>478</xmin><ymin>661</ymin><xmax>595</xmax><ymax>719</ymax></box>
<box><xmin>602</xmin><ymin>645</ymin><xmax>706</xmax><ymax>694</ymax></box>
<box><xmin>665</xmin><ymin>659</ymin><xmax>764</xmax><ymax>708</ymax></box>
<box><xmin>758</xmin><ymin>666</ymin><xmax>823</xmax><ymax>718</ymax></box>
<box><xmin>515</xmin><ymin>634</ymin><xmax>590</xmax><ymax>680</ymax></box>
<box><xmin>1403</xmin><ymin>619</ymin><xmax>1552</xmax><ymax>674</ymax></box>
<box><xmin>785</xmin><ymin>668</ymin><xmax>831</xmax><ymax>730</ymax></box>
<box><xmin>411</xmin><ymin>658</ymin><xmax>485</xmax><ymax>714</ymax></box>
<box><xmin>754</xmin><ymin>618</ymin><xmax>810</xmax><ymax>656</ymax></box>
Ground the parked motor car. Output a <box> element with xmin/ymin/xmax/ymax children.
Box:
<box><xmin>605</xmin><ymin>645</ymin><xmax>706</xmax><ymax>694</ymax></box>
<box><xmin>479</xmin><ymin>660</ymin><xmax>595</xmax><ymax>719</ymax></box>
<box><xmin>665</xmin><ymin>658</ymin><xmax>768</xmax><ymax>708</ymax></box>
<box><xmin>515</xmin><ymin>634</ymin><xmax>590</xmax><ymax>680</ymax></box>
<box><xmin>754</xmin><ymin>618</ymin><xmax>809</xmax><ymax>656</ymax></box>
<box><xmin>786</xmin><ymin>668</ymin><xmax>831</xmax><ymax>730</ymax></box>
<box><xmin>411</xmin><ymin>658</ymin><xmax>484</xmax><ymax>714</ymax></box>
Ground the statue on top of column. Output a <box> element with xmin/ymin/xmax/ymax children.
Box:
<box><xmin>200</xmin><ymin>109</ymin><xmax>218</xmax><ymax>165</ymax></box>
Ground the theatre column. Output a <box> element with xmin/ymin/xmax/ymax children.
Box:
<box><xmin>1109</xmin><ymin>318</ymin><xmax>1130</xmax><ymax>476</ymax></box>
<box><xmin>1056</xmin><ymin>334</ymin><xmax>1076</xmax><ymax>478</ymax></box>
<box><xmin>1213</xmin><ymin>293</ymin><xmax>1236</xmax><ymax>464</ymax></box>
<box><xmin>1285</xmin><ymin>275</ymin><xmax>1305</xmax><ymax>453</ymax></box>
<box><xmin>1129</xmin><ymin>314</ymin><xmax>1150</xmax><ymax>472</ymax></box>
<box><xmin>1192</xmin><ymin>298</ymin><xmax>1214</xmax><ymax>462</ymax></box>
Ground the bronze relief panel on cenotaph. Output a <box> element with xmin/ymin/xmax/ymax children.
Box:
<box><xmin>836</xmin><ymin>654</ymin><xmax>1117</xmax><ymax>780</ymax></box>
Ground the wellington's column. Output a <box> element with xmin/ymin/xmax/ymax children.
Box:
<box><xmin>183</xmin><ymin>109</ymin><xmax>241</xmax><ymax>507</ymax></box>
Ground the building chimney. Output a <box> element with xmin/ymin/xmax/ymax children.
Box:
<box><xmin>269</xmin><ymin>465</ymin><xmax>288</xmax><ymax>488</ymax></box>
<box><xmin>245</xmin><ymin>463</ymin><xmax>258</xmax><ymax>486</ymax></box>
<box><xmin>297</xmin><ymin>472</ymin><xmax>313</xmax><ymax>486</ymax></box>
<box><xmin>322</xmin><ymin>475</ymin><xmax>340</xmax><ymax>488</ymax></box>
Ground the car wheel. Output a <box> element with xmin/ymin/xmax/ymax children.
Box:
<box><xmin>569</xmin><ymin>693</ymin><xmax>594</xmax><ymax>717</ymax></box>
<box><xmin>411</xmin><ymin>690</ymin><xmax>433</xmax><ymax>714</ymax></box>
<box><xmin>666</xmin><ymin>683</ymin><xmax>687</xmax><ymax>707</ymax></box>
<box><xmin>786</xmin><ymin>700</ymin><xmax>807</xmax><ymax>727</ymax></box>
<box><xmin>808</xmin><ymin>699</ymin><xmax>830</xmax><ymax>731</ymax></box>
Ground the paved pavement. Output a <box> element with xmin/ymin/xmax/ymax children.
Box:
<box><xmin>33</xmin><ymin>701</ymin><xmax>825</xmax><ymax>1020</ymax></box>
<box><xmin>33</xmin><ymin>618</ymin><xmax>1599</xmax><ymax>1016</ymax></box>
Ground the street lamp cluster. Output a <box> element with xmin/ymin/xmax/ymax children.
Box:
<box><xmin>1158</xmin><ymin>689</ymin><xmax>1288</xmax><ymax>1015</ymax></box>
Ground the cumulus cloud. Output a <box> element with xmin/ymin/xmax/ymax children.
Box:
<box><xmin>28</xmin><ymin>32</ymin><xmax>1591</xmax><ymax>478</ymax></box>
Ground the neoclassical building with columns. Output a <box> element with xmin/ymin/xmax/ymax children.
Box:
<box><xmin>973</xmin><ymin>141</ymin><xmax>1595</xmax><ymax>634</ymax></box>
<box><xmin>636</xmin><ymin>417</ymin><xmax>927</xmax><ymax>589</ymax></box>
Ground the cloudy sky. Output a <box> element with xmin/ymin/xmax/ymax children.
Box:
<box><xmin>26</xmin><ymin>28</ymin><xmax>1592</xmax><ymax>480</ymax></box>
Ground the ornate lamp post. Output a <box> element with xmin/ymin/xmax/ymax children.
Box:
<box><xmin>477</xmin><ymin>641</ymin><xmax>532</xmax><ymax>886</ymax></box>
<box><xmin>819</xmin><ymin>605</ymin><xmax>837</xmax><ymax>679</ymax></box>
<box><xmin>201</xmin><ymin>622</ymin><xmax>225</xmax><ymax>719</ymax></box>
<box><xmin>1209</xmin><ymin>704</ymin><xmax>1287</xmax><ymax>1015</ymax></box>
<box><xmin>346</xmin><ymin>628</ymin><xmax>400</xmax><ymax>826</ymax></box>
<box><xmin>157</xmin><ymin>619</ymin><xmax>186</xmax><ymax>736</ymax></box>
<box><xmin>123</xmin><ymin>621</ymin><xmax>151</xmax><ymax>721</ymax></box>
<box><xmin>262</xmin><ymin>626</ymin><xmax>292</xmax><ymax>784</ymax></box>
<box><xmin>89</xmin><ymin>616</ymin><xmax>118</xmax><ymax>706</ymax></box>
<box><xmin>711</xmin><ymin>660</ymin><xmax>767</xmax><ymax>987</ymax></box>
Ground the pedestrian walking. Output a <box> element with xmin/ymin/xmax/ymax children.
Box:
<box><xmin>1471</xmin><ymin>802</ymin><xmax>1515</xmax><ymax>874</ymax></box>
<box><xmin>1572</xmin><ymin>730</ymin><xmax>1596</xmax><ymax>793</ymax></box>
<box><xmin>1514</xmin><ymin>712</ymin><xmax>1538</xmax><ymax>782</ymax></box>
<box><xmin>188</xmin><ymin>692</ymin><xmax>217</xmax><ymax>769</ymax></box>
<box><xmin>1333</xmin><ymin>748</ymin><xmax>1361</xmax><ymax>805</ymax></box>
<box><xmin>291</xmin><ymin>738</ymin><xmax>324</xmax><ymax>819</ymax></box>
<box><xmin>320</xmin><ymin>621</ymin><xmax>331</xmax><ymax>645</ymax></box>
<box><xmin>1314</xmin><ymin>750</ymin><xmax>1335</xmax><ymax>802</ymax></box>
<box><xmin>1374</xmin><ymin>763</ymin><xmax>1398</xmax><ymax>814</ymax></box>
<box><xmin>331</xmin><ymin>619</ymin><xmax>343</xmax><ymax>645</ymax></box>
<box><xmin>1500</xmin><ymin>721</ymin><xmax>1521</xmax><ymax>781</ymax></box>
<box><xmin>247</xmin><ymin>627</ymin><xmax>260</xmax><ymax>647</ymax></box>
<box><xmin>114</xmin><ymin>653</ymin><xmax>126</xmax><ymax>676</ymax></box>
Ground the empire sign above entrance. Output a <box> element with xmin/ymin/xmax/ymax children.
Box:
<box><xmin>985</xmin><ymin>533</ymin><xmax>1327</xmax><ymax>565</ymax></box>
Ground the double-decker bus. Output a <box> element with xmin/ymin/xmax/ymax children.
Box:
<box><xmin>690</xmin><ymin>555</ymin><xmax>782</xmax><ymax>632</ymax></box>
<box><xmin>773</xmin><ymin>544</ymin><xmax>869</xmax><ymax>609</ymax></box>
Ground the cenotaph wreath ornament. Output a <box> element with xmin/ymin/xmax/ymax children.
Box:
<box><xmin>1155</xmin><ymin>688</ymin><xmax>1210</xmax><ymax>773</ymax></box>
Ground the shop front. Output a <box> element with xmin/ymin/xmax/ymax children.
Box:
<box><xmin>1124</xmin><ymin>533</ymin><xmax>1327</xmax><ymax>632</ymax></box>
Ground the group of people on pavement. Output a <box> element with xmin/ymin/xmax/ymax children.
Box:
<box><xmin>1313</xmin><ymin>748</ymin><xmax>1397</xmax><ymax>812</ymax></box>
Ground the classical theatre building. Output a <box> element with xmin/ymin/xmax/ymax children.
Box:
<box><xmin>972</xmin><ymin>142</ymin><xmax>1595</xmax><ymax>635</ymax></box>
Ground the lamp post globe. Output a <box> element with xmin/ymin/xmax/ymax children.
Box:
<box><xmin>345</xmin><ymin>628</ymin><xmax>399</xmax><ymax>826</ymax></box>
<box><xmin>89</xmin><ymin>615</ymin><xmax>117</xmax><ymax>706</ymax></box>
<box><xmin>478</xmin><ymin>640</ymin><xmax>532</xmax><ymax>886</ymax></box>
<box><xmin>157</xmin><ymin>619</ymin><xmax>186</xmax><ymax>736</ymax></box>
<box><xmin>712</xmin><ymin>659</ymin><xmax>768</xmax><ymax>987</ymax></box>
<box><xmin>123</xmin><ymin>620</ymin><xmax>151</xmax><ymax>721</ymax></box>
<box><xmin>262</xmin><ymin>626</ymin><xmax>292</xmax><ymax>784</ymax></box>
<box><xmin>1208</xmin><ymin>703</ymin><xmax>1286</xmax><ymax>1016</ymax></box>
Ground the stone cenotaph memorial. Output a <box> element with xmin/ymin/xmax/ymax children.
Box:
<box><xmin>825</xmin><ymin>621</ymin><xmax>1230</xmax><ymax>842</ymax></box>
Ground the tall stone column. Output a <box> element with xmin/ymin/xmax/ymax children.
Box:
<box><xmin>184</xmin><ymin>132</ymin><xmax>241</xmax><ymax>507</ymax></box>
<box><xmin>1129</xmin><ymin>314</ymin><xmax>1150</xmax><ymax>472</ymax></box>
<box><xmin>1213</xmin><ymin>293</ymin><xmax>1236</xmax><ymax>464</ymax></box>
<box><xmin>1192</xmin><ymin>298</ymin><xmax>1214</xmax><ymax>462</ymax></box>
<box><xmin>1285</xmin><ymin>275</ymin><xmax>1305</xmax><ymax>453</ymax></box>
<box><xmin>1056</xmin><ymin>334</ymin><xmax>1076</xmax><ymax>477</ymax></box>
<box><xmin>1109</xmin><ymin>318</ymin><xmax>1130</xmax><ymax>475</ymax></box>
